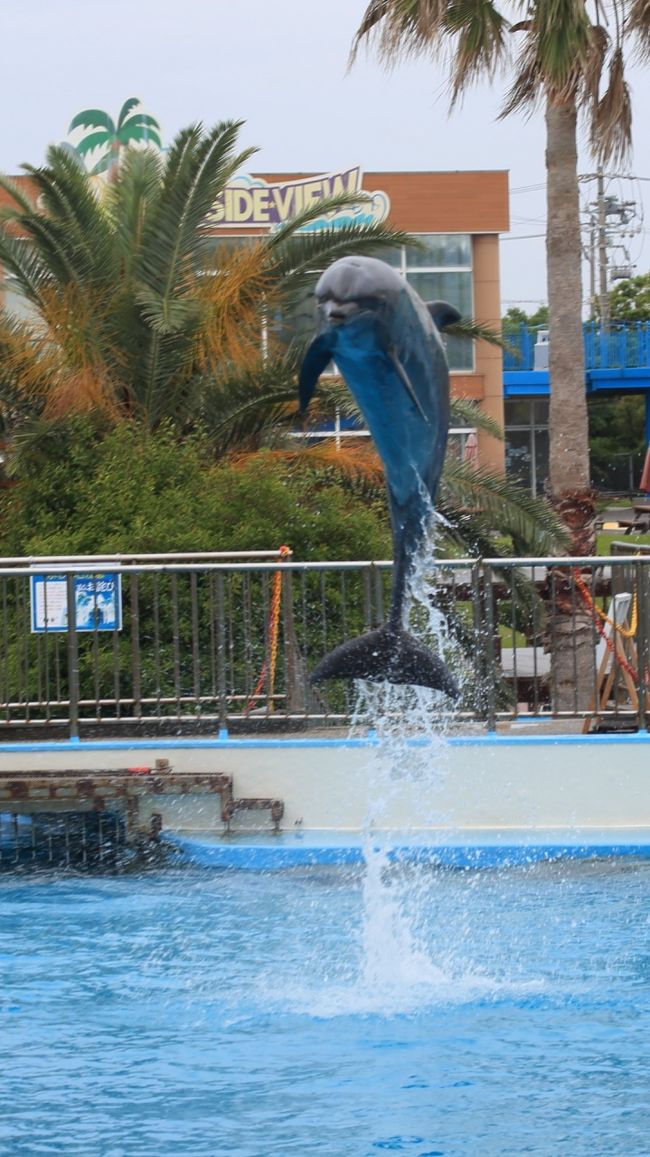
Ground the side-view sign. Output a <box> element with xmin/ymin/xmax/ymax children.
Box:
<box><xmin>206</xmin><ymin>167</ymin><xmax>390</xmax><ymax>231</ymax></box>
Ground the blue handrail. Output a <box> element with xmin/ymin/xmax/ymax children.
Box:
<box><xmin>503</xmin><ymin>322</ymin><xmax>650</xmax><ymax>372</ymax></box>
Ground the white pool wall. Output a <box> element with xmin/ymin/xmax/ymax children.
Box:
<box><xmin>0</xmin><ymin>732</ymin><xmax>648</xmax><ymax>834</ymax></box>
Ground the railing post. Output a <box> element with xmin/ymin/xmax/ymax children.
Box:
<box><xmin>130</xmin><ymin>573</ymin><xmax>142</xmax><ymax>721</ymax></box>
<box><xmin>635</xmin><ymin>560</ymin><xmax>649</xmax><ymax>732</ymax></box>
<box><xmin>66</xmin><ymin>572</ymin><xmax>80</xmax><ymax>741</ymax></box>
<box><xmin>483</xmin><ymin>562</ymin><xmax>498</xmax><ymax>732</ymax></box>
<box><xmin>215</xmin><ymin>572</ymin><xmax>228</xmax><ymax>735</ymax></box>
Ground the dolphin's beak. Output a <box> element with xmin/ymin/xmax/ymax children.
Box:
<box><xmin>320</xmin><ymin>299</ymin><xmax>362</xmax><ymax>325</ymax></box>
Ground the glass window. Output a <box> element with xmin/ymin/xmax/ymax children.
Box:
<box><xmin>504</xmin><ymin>400</ymin><xmax>549</xmax><ymax>495</ymax></box>
<box><xmin>533</xmin><ymin>427</ymin><xmax>549</xmax><ymax>493</ymax></box>
<box><xmin>505</xmin><ymin>399</ymin><xmax>534</xmax><ymax>427</ymax></box>
<box><xmin>406</xmin><ymin>271</ymin><xmax>473</xmax><ymax>317</ymax></box>
<box><xmin>407</xmin><ymin>271</ymin><xmax>474</xmax><ymax>371</ymax></box>
<box><xmin>505</xmin><ymin>430</ymin><xmax>533</xmax><ymax>489</ymax></box>
<box><xmin>378</xmin><ymin>246</ymin><xmax>404</xmax><ymax>268</ymax></box>
<box><xmin>404</xmin><ymin>234</ymin><xmax>471</xmax><ymax>268</ymax></box>
<box><xmin>2</xmin><ymin>280</ymin><xmax>38</xmax><ymax>323</ymax></box>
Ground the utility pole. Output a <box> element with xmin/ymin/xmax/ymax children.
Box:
<box><xmin>597</xmin><ymin>170</ymin><xmax>610</xmax><ymax>332</ymax></box>
<box><xmin>580</xmin><ymin>171</ymin><xmax>639</xmax><ymax>324</ymax></box>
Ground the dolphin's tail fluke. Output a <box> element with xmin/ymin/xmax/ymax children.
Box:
<box><xmin>310</xmin><ymin>624</ymin><xmax>459</xmax><ymax>698</ymax></box>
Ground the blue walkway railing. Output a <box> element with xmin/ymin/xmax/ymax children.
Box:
<box><xmin>503</xmin><ymin>322</ymin><xmax>650</xmax><ymax>373</ymax></box>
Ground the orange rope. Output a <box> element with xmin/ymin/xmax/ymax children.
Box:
<box><xmin>247</xmin><ymin>545</ymin><xmax>291</xmax><ymax>711</ymax></box>
<box><xmin>573</xmin><ymin>568</ymin><xmax>639</xmax><ymax>681</ymax></box>
<box><xmin>573</xmin><ymin>567</ymin><xmax>637</xmax><ymax>639</ymax></box>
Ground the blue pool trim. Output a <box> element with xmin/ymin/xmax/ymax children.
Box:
<box><xmin>0</xmin><ymin>730</ymin><xmax>648</xmax><ymax>753</ymax></box>
<box><xmin>164</xmin><ymin>832</ymin><xmax>650</xmax><ymax>871</ymax></box>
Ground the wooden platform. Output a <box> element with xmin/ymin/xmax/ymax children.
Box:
<box><xmin>0</xmin><ymin>760</ymin><xmax>284</xmax><ymax>842</ymax></box>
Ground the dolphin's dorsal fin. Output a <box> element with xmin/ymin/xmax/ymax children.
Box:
<box><xmin>427</xmin><ymin>301</ymin><xmax>462</xmax><ymax>330</ymax></box>
<box><xmin>299</xmin><ymin>334</ymin><xmax>333</xmax><ymax>412</ymax></box>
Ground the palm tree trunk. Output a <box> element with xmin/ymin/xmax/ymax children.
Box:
<box><xmin>545</xmin><ymin>97</ymin><xmax>596</xmax><ymax>712</ymax></box>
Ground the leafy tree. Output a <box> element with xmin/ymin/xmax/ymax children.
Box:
<box><xmin>609</xmin><ymin>271</ymin><xmax>650</xmax><ymax>323</ymax></box>
<box><xmin>502</xmin><ymin>304</ymin><xmax>549</xmax><ymax>332</ymax></box>
<box><xmin>591</xmin><ymin>274</ymin><xmax>649</xmax><ymax>489</ymax></box>
<box><xmin>68</xmin><ymin>98</ymin><xmax>162</xmax><ymax>176</ymax></box>
<box><xmin>588</xmin><ymin>394</ymin><xmax>646</xmax><ymax>492</ymax></box>
<box><xmin>0</xmin><ymin>419</ymin><xmax>392</xmax><ymax>561</ymax></box>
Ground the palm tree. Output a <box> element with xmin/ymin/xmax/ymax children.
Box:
<box><xmin>0</xmin><ymin>120</ymin><xmax>412</xmax><ymax>453</ymax></box>
<box><xmin>68</xmin><ymin>98</ymin><xmax>162</xmax><ymax>176</ymax></box>
<box><xmin>351</xmin><ymin>0</ymin><xmax>648</xmax><ymax>709</ymax></box>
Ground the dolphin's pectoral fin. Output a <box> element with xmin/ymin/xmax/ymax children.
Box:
<box><xmin>426</xmin><ymin>301</ymin><xmax>462</xmax><ymax>331</ymax></box>
<box><xmin>387</xmin><ymin>348</ymin><xmax>429</xmax><ymax>424</ymax></box>
<box><xmin>310</xmin><ymin>624</ymin><xmax>459</xmax><ymax>697</ymax></box>
<box><xmin>299</xmin><ymin>335</ymin><xmax>333</xmax><ymax>412</ymax></box>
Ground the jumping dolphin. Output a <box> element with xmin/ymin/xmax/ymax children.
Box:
<box><xmin>299</xmin><ymin>254</ymin><xmax>460</xmax><ymax>697</ymax></box>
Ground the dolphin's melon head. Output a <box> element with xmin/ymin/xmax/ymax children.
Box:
<box><xmin>315</xmin><ymin>256</ymin><xmax>403</xmax><ymax>325</ymax></box>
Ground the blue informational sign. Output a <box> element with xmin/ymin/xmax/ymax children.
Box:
<box><xmin>30</xmin><ymin>572</ymin><xmax>122</xmax><ymax>633</ymax></box>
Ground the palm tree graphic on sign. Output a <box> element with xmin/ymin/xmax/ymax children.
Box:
<box><xmin>68</xmin><ymin>98</ymin><xmax>162</xmax><ymax>175</ymax></box>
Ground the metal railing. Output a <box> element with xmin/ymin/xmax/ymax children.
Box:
<box><xmin>0</xmin><ymin>552</ymin><xmax>648</xmax><ymax>735</ymax></box>
<box><xmin>503</xmin><ymin>321</ymin><xmax>650</xmax><ymax>373</ymax></box>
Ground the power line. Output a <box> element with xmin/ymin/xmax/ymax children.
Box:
<box><xmin>502</xmin><ymin>233</ymin><xmax>546</xmax><ymax>240</ymax></box>
<box><xmin>510</xmin><ymin>183</ymin><xmax>546</xmax><ymax>194</ymax></box>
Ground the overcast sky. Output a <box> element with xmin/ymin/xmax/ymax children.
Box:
<box><xmin>4</xmin><ymin>0</ymin><xmax>650</xmax><ymax>314</ymax></box>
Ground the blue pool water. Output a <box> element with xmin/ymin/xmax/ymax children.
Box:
<box><xmin>1</xmin><ymin>856</ymin><xmax>650</xmax><ymax>1156</ymax></box>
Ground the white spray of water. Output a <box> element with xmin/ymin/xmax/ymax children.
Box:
<box><xmin>287</xmin><ymin>512</ymin><xmax>546</xmax><ymax>1017</ymax></box>
<box><xmin>348</xmin><ymin>519</ymin><xmax>471</xmax><ymax>1001</ymax></box>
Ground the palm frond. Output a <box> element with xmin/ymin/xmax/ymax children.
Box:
<box><xmin>591</xmin><ymin>46</ymin><xmax>632</xmax><ymax>166</ymax></box>
<box><xmin>203</xmin><ymin>385</ymin><xmax>298</xmax><ymax>455</ymax></box>
<box><xmin>446</xmin><ymin>0</ymin><xmax>510</xmax><ymax>105</ymax></box>
<box><xmin>193</xmin><ymin>239</ymin><xmax>273</xmax><ymax>373</ymax></box>
<box><xmin>450</xmin><ymin>396</ymin><xmax>503</xmax><ymax>440</ymax></box>
<box><xmin>0</xmin><ymin>232</ymin><xmax>48</xmax><ymax>308</ymax></box>
<box><xmin>441</xmin><ymin>457</ymin><xmax>569</xmax><ymax>555</ymax></box>
<box><xmin>117</xmin><ymin>98</ymin><xmax>142</xmax><ymax>129</ymax></box>
<box><xmin>106</xmin><ymin>148</ymin><xmax>163</xmax><ymax>278</ymax></box>
<box><xmin>20</xmin><ymin>146</ymin><xmax>114</xmax><ymax>281</ymax></box>
<box><xmin>139</xmin><ymin>120</ymin><xmax>257</xmax><ymax>294</ymax></box>
<box><xmin>443</xmin><ymin>315</ymin><xmax>510</xmax><ymax>351</ymax></box>
<box><xmin>69</xmin><ymin>109</ymin><xmax>115</xmax><ymax>134</ymax></box>
<box><xmin>350</xmin><ymin>0</ymin><xmax>450</xmax><ymax>67</ymax></box>
<box><xmin>0</xmin><ymin>174</ymin><xmax>37</xmax><ymax>217</ymax></box>
<box><xmin>117</xmin><ymin>113</ymin><xmax>163</xmax><ymax>149</ymax></box>
<box><xmin>627</xmin><ymin>0</ymin><xmax>650</xmax><ymax>56</ymax></box>
<box><xmin>135</xmin><ymin>286</ymin><xmax>201</xmax><ymax>335</ymax></box>
<box><xmin>74</xmin><ymin>131</ymin><xmax>112</xmax><ymax>157</ymax></box>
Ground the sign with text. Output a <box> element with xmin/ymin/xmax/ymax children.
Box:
<box><xmin>206</xmin><ymin>167</ymin><xmax>390</xmax><ymax>232</ymax></box>
<box><xmin>30</xmin><ymin>572</ymin><xmax>122</xmax><ymax>633</ymax></box>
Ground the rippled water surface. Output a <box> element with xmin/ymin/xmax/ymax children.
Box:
<box><xmin>1</xmin><ymin>858</ymin><xmax>650</xmax><ymax>1156</ymax></box>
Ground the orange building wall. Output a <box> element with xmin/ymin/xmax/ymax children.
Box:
<box><xmin>253</xmin><ymin>170</ymin><xmax>509</xmax><ymax>235</ymax></box>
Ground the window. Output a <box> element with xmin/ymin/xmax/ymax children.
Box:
<box><xmin>504</xmin><ymin>399</ymin><xmax>549</xmax><ymax>495</ymax></box>
<box><xmin>199</xmin><ymin>231</ymin><xmax>476</xmax><ymax>372</ymax></box>
<box><xmin>396</xmin><ymin>235</ymin><xmax>474</xmax><ymax>372</ymax></box>
<box><xmin>1</xmin><ymin>277</ymin><xmax>38</xmax><ymax>324</ymax></box>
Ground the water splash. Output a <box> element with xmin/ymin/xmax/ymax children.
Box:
<box><xmin>346</xmin><ymin>526</ymin><xmax>482</xmax><ymax>1005</ymax></box>
<box><xmin>360</xmin><ymin>844</ymin><xmax>446</xmax><ymax>991</ymax></box>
